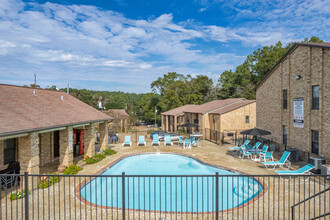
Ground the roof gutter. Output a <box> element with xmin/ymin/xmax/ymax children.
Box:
<box><xmin>0</xmin><ymin>118</ymin><xmax>112</xmax><ymax>138</ymax></box>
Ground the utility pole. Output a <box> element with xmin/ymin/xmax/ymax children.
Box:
<box><xmin>34</xmin><ymin>72</ymin><xmax>37</xmax><ymax>86</ymax></box>
<box><xmin>154</xmin><ymin>107</ymin><xmax>157</xmax><ymax>128</ymax></box>
<box><xmin>67</xmin><ymin>80</ymin><xmax>69</xmax><ymax>94</ymax></box>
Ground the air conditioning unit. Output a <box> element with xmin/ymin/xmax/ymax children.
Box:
<box><xmin>308</xmin><ymin>157</ymin><xmax>326</xmax><ymax>174</ymax></box>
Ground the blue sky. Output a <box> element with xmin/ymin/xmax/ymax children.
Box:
<box><xmin>0</xmin><ymin>0</ymin><xmax>329</xmax><ymax>92</ymax></box>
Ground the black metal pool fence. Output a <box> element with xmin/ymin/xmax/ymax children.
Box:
<box><xmin>0</xmin><ymin>173</ymin><xmax>329</xmax><ymax>219</ymax></box>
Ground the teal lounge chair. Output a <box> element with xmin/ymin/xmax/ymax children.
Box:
<box><xmin>275</xmin><ymin>164</ymin><xmax>315</xmax><ymax>175</ymax></box>
<box><xmin>262</xmin><ymin>151</ymin><xmax>291</xmax><ymax>169</ymax></box>
<box><xmin>251</xmin><ymin>142</ymin><xmax>261</xmax><ymax>149</ymax></box>
<box><xmin>192</xmin><ymin>138</ymin><xmax>200</xmax><ymax>147</ymax></box>
<box><xmin>229</xmin><ymin>140</ymin><xmax>250</xmax><ymax>150</ymax></box>
<box><xmin>122</xmin><ymin>136</ymin><xmax>132</xmax><ymax>147</ymax></box>
<box><xmin>164</xmin><ymin>135</ymin><xmax>173</xmax><ymax>146</ymax></box>
<box><xmin>152</xmin><ymin>134</ymin><xmax>160</xmax><ymax>146</ymax></box>
<box><xmin>137</xmin><ymin>136</ymin><xmax>146</xmax><ymax>146</ymax></box>
<box><xmin>240</xmin><ymin>147</ymin><xmax>252</xmax><ymax>160</ymax></box>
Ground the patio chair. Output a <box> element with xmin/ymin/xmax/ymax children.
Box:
<box><xmin>251</xmin><ymin>142</ymin><xmax>261</xmax><ymax>149</ymax></box>
<box><xmin>256</xmin><ymin>145</ymin><xmax>269</xmax><ymax>155</ymax></box>
<box><xmin>184</xmin><ymin>139</ymin><xmax>191</xmax><ymax>149</ymax></box>
<box><xmin>240</xmin><ymin>147</ymin><xmax>252</xmax><ymax>160</ymax></box>
<box><xmin>262</xmin><ymin>151</ymin><xmax>291</xmax><ymax>170</ymax></box>
<box><xmin>122</xmin><ymin>136</ymin><xmax>132</xmax><ymax>147</ymax></box>
<box><xmin>164</xmin><ymin>135</ymin><xmax>173</xmax><ymax>146</ymax></box>
<box><xmin>152</xmin><ymin>134</ymin><xmax>160</xmax><ymax>146</ymax></box>
<box><xmin>259</xmin><ymin>151</ymin><xmax>274</xmax><ymax>162</ymax></box>
<box><xmin>275</xmin><ymin>164</ymin><xmax>315</xmax><ymax>175</ymax></box>
<box><xmin>229</xmin><ymin>140</ymin><xmax>250</xmax><ymax>151</ymax></box>
<box><xmin>0</xmin><ymin>161</ymin><xmax>20</xmax><ymax>189</ymax></box>
<box><xmin>192</xmin><ymin>138</ymin><xmax>200</xmax><ymax>147</ymax></box>
<box><xmin>178</xmin><ymin>136</ymin><xmax>184</xmax><ymax>146</ymax></box>
<box><xmin>137</xmin><ymin>136</ymin><xmax>146</xmax><ymax>146</ymax></box>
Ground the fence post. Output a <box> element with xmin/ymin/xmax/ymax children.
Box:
<box><xmin>291</xmin><ymin>206</ymin><xmax>294</xmax><ymax>220</ymax></box>
<box><xmin>24</xmin><ymin>171</ymin><xmax>29</xmax><ymax>220</ymax></box>
<box><xmin>122</xmin><ymin>172</ymin><xmax>125</xmax><ymax>220</ymax></box>
<box><xmin>215</xmin><ymin>172</ymin><xmax>219</xmax><ymax>220</ymax></box>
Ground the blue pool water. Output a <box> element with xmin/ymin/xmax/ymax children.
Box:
<box><xmin>80</xmin><ymin>153</ymin><xmax>263</xmax><ymax>212</ymax></box>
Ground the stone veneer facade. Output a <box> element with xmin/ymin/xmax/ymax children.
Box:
<box><xmin>84</xmin><ymin>123</ymin><xmax>97</xmax><ymax>157</ymax></box>
<box><xmin>256</xmin><ymin>44</ymin><xmax>330</xmax><ymax>161</ymax></box>
<box><xmin>59</xmin><ymin>126</ymin><xmax>74</xmax><ymax>167</ymax></box>
<box><xmin>18</xmin><ymin>132</ymin><xmax>40</xmax><ymax>174</ymax></box>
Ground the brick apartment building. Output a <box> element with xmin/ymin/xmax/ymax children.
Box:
<box><xmin>256</xmin><ymin>43</ymin><xmax>330</xmax><ymax>161</ymax></box>
<box><xmin>103</xmin><ymin>109</ymin><xmax>129</xmax><ymax>132</ymax></box>
<box><xmin>161</xmin><ymin>99</ymin><xmax>256</xmax><ymax>143</ymax></box>
<box><xmin>0</xmin><ymin>84</ymin><xmax>112</xmax><ymax>174</ymax></box>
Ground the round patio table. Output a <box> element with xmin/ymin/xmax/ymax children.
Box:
<box><xmin>248</xmin><ymin>148</ymin><xmax>263</xmax><ymax>161</ymax></box>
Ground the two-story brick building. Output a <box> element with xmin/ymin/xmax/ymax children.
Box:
<box><xmin>0</xmin><ymin>84</ymin><xmax>112</xmax><ymax>174</ymax></box>
<box><xmin>256</xmin><ymin>42</ymin><xmax>330</xmax><ymax>161</ymax></box>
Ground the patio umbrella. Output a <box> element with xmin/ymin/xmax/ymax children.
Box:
<box><xmin>240</xmin><ymin>127</ymin><xmax>271</xmax><ymax>136</ymax></box>
<box><xmin>178</xmin><ymin>123</ymin><xmax>199</xmax><ymax>128</ymax></box>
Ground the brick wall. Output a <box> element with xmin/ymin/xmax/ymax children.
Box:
<box><xmin>39</xmin><ymin>132</ymin><xmax>52</xmax><ymax>166</ymax></box>
<box><xmin>59</xmin><ymin>126</ymin><xmax>73</xmax><ymax>166</ymax></box>
<box><xmin>257</xmin><ymin>45</ymin><xmax>330</xmax><ymax>161</ymax></box>
<box><xmin>18</xmin><ymin>132</ymin><xmax>39</xmax><ymax>174</ymax></box>
<box><xmin>84</xmin><ymin>123</ymin><xmax>96</xmax><ymax>157</ymax></box>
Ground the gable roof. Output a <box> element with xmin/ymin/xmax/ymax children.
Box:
<box><xmin>256</xmin><ymin>42</ymin><xmax>330</xmax><ymax>90</ymax></box>
<box><xmin>183</xmin><ymin>98</ymin><xmax>245</xmax><ymax>114</ymax></box>
<box><xmin>103</xmin><ymin>109</ymin><xmax>129</xmax><ymax>118</ymax></box>
<box><xmin>161</xmin><ymin>104</ymin><xmax>197</xmax><ymax>116</ymax></box>
<box><xmin>209</xmin><ymin>100</ymin><xmax>255</xmax><ymax>115</ymax></box>
<box><xmin>0</xmin><ymin>84</ymin><xmax>112</xmax><ymax>137</ymax></box>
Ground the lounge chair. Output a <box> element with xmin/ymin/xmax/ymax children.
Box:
<box><xmin>262</xmin><ymin>151</ymin><xmax>291</xmax><ymax>169</ymax></box>
<box><xmin>164</xmin><ymin>135</ymin><xmax>173</xmax><ymax>146</ymax></box>
<box><xmin>229</xmin><ymin>140</ymin><xmax>250</xmax><ymax>151</ymax></box>
<box><xmin>152</xmin><ymin>134</ymin><xmax>160</xmax><ymax>146</ymax></box>
<box><xmin>122</xmin><ymin>136</ymin><xmax>132</xmax><ymax>147</ymax></box>
<box><xmin>275</xmin><ymin>164</ymin><xmax>315</xmax><ymax>175</ymax></box>
<box><xmin>137</xmin><ymin>136</ymin><xmax>146</xmax><ymax>146</ymax></box>
<box><xmin>192</xmin><ymin>138</ymin><xmax>200</xmax><ymax>147</ymax></box>
<box><xmin>251</xmin><ymin>142</ymin><xmax>261</xmax><ymax>150</ymax></box>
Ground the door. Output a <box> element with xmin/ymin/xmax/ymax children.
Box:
<box><xmin>53</xmin><ymin>131</ymin><xmax>60</xmax><ymax>158</ymax></box>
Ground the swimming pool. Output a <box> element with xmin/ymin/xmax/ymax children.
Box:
<box><xmin>80</xmin><ymin>153</ymin><xmax>263</xmax><ymax>213</ymax></box>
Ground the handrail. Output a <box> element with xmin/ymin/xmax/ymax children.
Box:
<box><xmin>291</xmin><ymin>187</ymin><xmax>330</xmax><ymax>220</ymax></box>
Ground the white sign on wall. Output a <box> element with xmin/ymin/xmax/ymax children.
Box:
<box><xmin>293</xmin><ymin>97</ymin><xmax>304</xmax><ymax>128</ymax></box>
<box><xmin>69</xmin><ymin>130</ymin><xmax>73</xmax><ymax>151</ymax></box>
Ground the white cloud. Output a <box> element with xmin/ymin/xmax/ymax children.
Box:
<box><xmin>0</xmin><ymin>0</ymin><xmax>328</xmax><ymax>92</ymax></box>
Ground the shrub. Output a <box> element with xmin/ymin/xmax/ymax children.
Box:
<box><xmin>63</xmin><ymin>164</ymin><xmax>83</xmax><ymax>175</ymax></box>
<box><xmin>38</xmin><ymin>173</ymin><xmax>61</xmax><ymax>189</ymax></box>
<box><xmin>104</xmin><ymin>148</ymin><xmax>117</xmax><ymax>156</ymax></box>
<box><xmin>9</xmin><ymin>190</ymin><xmax>30</xmax><ymax>201</ymax></box>
<box><xmin>85</xmin><ymin>153</ymin><xmax>106</xmax><ymax>164</ymax></box>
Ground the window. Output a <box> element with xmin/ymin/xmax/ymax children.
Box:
<box><xmin>283</xmin><ymin>89</ymin><xmax>288</xmax><ymax>109</ymax></box>
<box><xmin>193</xmin><ymin>119</ymin><xmax>199</xmax><ymax>124</ymax></box>
<box><xmin>213</xmin><ymin>115</ymin><xmax>216</xmax><ymax>123</ymax></box>
<box><xmin>177</xmin><ymin>117</ymin><xmax>179</xmax><ymax>123</ymax></box>
<box><xmin>312</xmin><ymin>86</ymin><xmax>319</xmax><ymax>109</ymax></box>
<box><xmin>4</xmin><ymin>138</ymin><xmax>16</xmax><ymax>164</ymax></box>
<box><xmin>245</xmin><ymin>116</ymin><xmax>250</xmax><ymax>123</ymax></box>
<box><xmin>283</xmin><ymin>125</ymin><xmax>288</xmax><ymax>146</ymax></box>
<box><xmin>311</xmin><ymin>130</ymin><xmax>319</xmax><ymax>154</ymax></box>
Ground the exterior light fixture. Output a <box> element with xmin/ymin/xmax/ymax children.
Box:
<box><xmin>295</xmin><ymin>75</ymin><xmax>302</xmax><ymax>80</ymax></box>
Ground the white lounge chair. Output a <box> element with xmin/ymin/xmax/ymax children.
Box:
<box><xmin>152</xmin><ymin>134</ymin><xmax>160</xmax><ymax>146</ymax></box>
<box><xmin>137</xmin><ymin>136</ymin><xmax>146</xmax><ymax>146</ymax></box>
<box><xmin>164</xmin><ymin>135</ymin><xmax>173</xmax><ymax>146</ymax></box>
<box><xmin>122</xmin><ymin>136</ymin><xmax>132</xmax><ymax>147</ymax></box>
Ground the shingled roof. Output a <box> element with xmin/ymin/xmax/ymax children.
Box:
<box><xmin>103</xmin><ymin>109</ymin><xmax>129</xmax><ymax>118</ymax></box>
<box><xmin>161</xmin><ymin>104</ymin><xmax>198</xmax><ymax>116</ymax></box>
<box><xmin>183</xmin><ymin>98</ymin><xmax>245</xmax><ymax>114</ymax></box>
<box><xmin>0</xmin><ymin>84</ymin><xmax>112</xmax><ymax>137</ymax></box>
<box><xmin>209</xmin><ymin>100</ymin><xmax>256</xmax><ymax>115</ymax></box>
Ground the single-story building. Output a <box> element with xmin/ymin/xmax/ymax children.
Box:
<box><xmin>103</xmin><ymin>109</ymin><xmax>129</xmax><ymax>133</ymax></box>
<box><xmin>0</xmin><ymin>84</ymin><xmax>112</xmax><ymax>174</ymax></box>
<box><xmin>161</xmin><ymin>105</ymin><xmax>197</xmax><ymax>132</ymax></box>
<box><xmin>256</xmin><ymin>42</ymin><xmax>330</xmax><ymax>161</ymax></box>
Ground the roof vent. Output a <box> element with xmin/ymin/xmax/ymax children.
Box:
<box><xmin>61</xmin><ymin>96</ymin><xmax>64</xmax><ymax>100</ymax></box>
<box><xmin>33</xmin><ymin>90</ymin><xmax>36</xmax><ymax>96</ymax></box>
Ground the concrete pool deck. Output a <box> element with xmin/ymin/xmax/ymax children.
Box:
<box><xmin>2</xmin><ymin>140</ymin><xmax>329</xmax><ymax>219</ymax></box>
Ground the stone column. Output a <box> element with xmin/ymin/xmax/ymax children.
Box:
<box><xmin>84</xmin><ymin>123</ymin><xmax>96</xmax><ymax>157</ymax></box>
<box><xmin>18</xmin><ymin>132</ymin><xmax>40</xmax><ymax>174</ymax></box>
<box><xmin>99</xmin><ymin>121</ymin><xmax>109</xmax><ymax>150</ymax></box>
<box><xmin>174</xmin><ymin>116</ymin><xmax>178</xmax><ymax>132</ymax></box>
<box><xmin>59</xmin><ymin>126</ymin><xmax>74</xmax><ymax>167</ymax></box>
<box><xmin>0</xmin><ymin>140</ymin><xmax>5</xmax><ymax>170</ymax></box>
